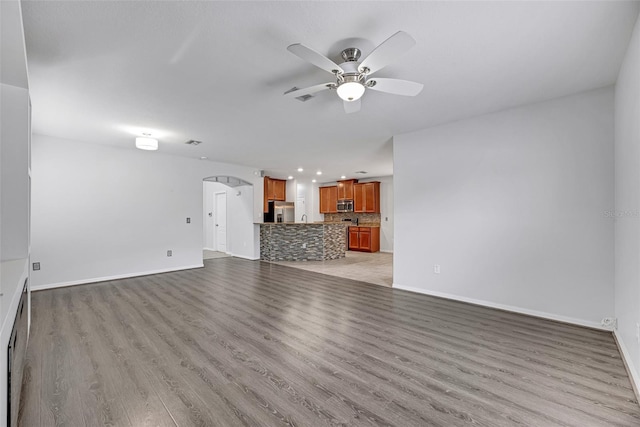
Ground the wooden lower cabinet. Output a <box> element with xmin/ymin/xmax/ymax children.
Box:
<box><xmin>348</xmin><ymin>226</ymin><xmax>380</xmax><ymax>252</ymax></box>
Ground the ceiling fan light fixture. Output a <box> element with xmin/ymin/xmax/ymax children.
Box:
<box><xmin>135</xmin><ymin>135</ymin><xmax>158</xmax><ymax>151</ymax></box>
<box><xmin>336</xmin><ymin>81</ymin><xmax>365</xmax><ymax>102</ymax></box>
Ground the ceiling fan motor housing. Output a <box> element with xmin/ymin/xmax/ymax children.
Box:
<box><xmin>340</xmin><ymin>47</ymin><xmax>361</xmax><ymax>62</ymax></box>
<box><xmin>337</xmin><ymin>61</ymin><xmax>362</xmax><ymax>78</ymax></box>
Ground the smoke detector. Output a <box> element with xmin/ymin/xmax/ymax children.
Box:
<box><xmin>185</xmin><ymin>139</ymin><xmax>202</xmax><ymax>146</ymax></box>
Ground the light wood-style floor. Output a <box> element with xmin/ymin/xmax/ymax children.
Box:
<box><xmin>19</xmin><ymin>258</ymin><xmax>640</xmax><ymax>426</ymax></box>
<box><xmin>203</xmin><ymin>249</ymin><xmax>231</xmax><ymax>260</ymax></box>
<box><xmin>274</xmin><ymin>251</ymin><xmax>393</xmax><ymax>287</ymax></box>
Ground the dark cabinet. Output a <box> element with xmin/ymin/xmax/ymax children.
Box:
<box><xmin>353</xmin><ymin>182</ymin><xmax>380</xmax><ymax>213</ymax></box>
<box><xmin>348</xmin><ymin>226</ymin><xmax>380</xmax><ymax>252</ymax></box>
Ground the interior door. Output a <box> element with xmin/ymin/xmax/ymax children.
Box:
<box><xmin>215</xmin><ymin>192</ymin><xmax>227</xmax><ymax>253</ymax></box>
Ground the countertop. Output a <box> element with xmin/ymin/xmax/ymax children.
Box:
<box><xmin>257</xmin><ymin>222</ymin><xmax>380</xmax><ymax>227</ymax></box>
<box><xmin>257</xmin><ymin>222</ymin><xmax>347</xmax><ymax>226</ymax></box>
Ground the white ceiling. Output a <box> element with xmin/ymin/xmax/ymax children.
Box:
<box><xmin>21</xmin><ymin>1</ymin><xmax>639</xmax><ymax>182</ymax></box>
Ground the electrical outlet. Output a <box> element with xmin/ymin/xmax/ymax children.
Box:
<box><xmin>32</xmin><ymin>262</ymin><xmax>40</xmax><ymax>271</ymax></box>
<box><xmin>186</xmin><ymin>217</ymin><xmax>191</xmax><ymax>224</ymax></box>
<box><xmin>434</xmin><ymin>264</ymin><xmax>440</xmax><ymax>274</ymax></box>
<box><xmin>167</xmin><ymin>250</ymin><xmax>172</xmax><ymax>257</ymax></box>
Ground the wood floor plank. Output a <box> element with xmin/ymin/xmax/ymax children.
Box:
<box><xmin>19</xmin><ymin>257</ymin><xmax>640</xmax><ymax>426</ymax></box>
<box><xmin>173</xmin><ymin>264</ymin><xmax>637</xmax><ymax>425</ymax></box>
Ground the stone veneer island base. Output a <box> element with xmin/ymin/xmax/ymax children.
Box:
<box><xmin>260</xmin><ymin>223</ymin><xmax>347</xmax><ymax>261</ymax></box>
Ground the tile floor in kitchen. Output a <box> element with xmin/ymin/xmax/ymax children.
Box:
<box><xmin>272</xmin><ymin>251</ymin><xmax>392</xmax><ymax>287</ymax></box>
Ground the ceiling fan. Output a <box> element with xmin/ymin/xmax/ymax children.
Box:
<box><xmin>284</xmin><ymin>31</ymin><xmax>423</xmax><ymax>114</ymax></box>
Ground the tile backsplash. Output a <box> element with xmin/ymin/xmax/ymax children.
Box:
<box><xmin>324</xmin><ymin>213</ymin><xmax>381</xmax><ymax>224</ymax></box>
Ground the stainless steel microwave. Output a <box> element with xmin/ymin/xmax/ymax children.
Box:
<box><xmin>337</xmin><ymin>200</ymin><xmax>353</xmax><ymax>212</ymax></box>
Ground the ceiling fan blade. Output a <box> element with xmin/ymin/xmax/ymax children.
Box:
<box><xmin>284</xmin><ymin>83</ymin><xmax>334</xmax><ymax>98</ymax></box>
<box><xmin>366</xmin><ymin>78</ymin><xmax>423</xmax><ymax>96</ymax></box>
<box><xmin>287</xmin><ymin>43</ymin><xmax>344</xmax><ymax>75</ymax></box>
<box><xmin>358</xmin><ymin>31</ymin><xmax>416</xmax><ymax>75</ymax></box>
<box><xmin>343</xmin><ymin>99</ymin><xmax>361</xmax><ymax>114</ymax></box>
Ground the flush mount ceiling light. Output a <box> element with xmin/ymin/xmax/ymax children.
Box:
<box><xmin>297</xmin><ymin>167</ymin><xmax>304</xmax><ymax>172</ymax></box>
<box><xmin>316</xmin><ymin>171</ymin><xmax>322</xmax><ymax>175</ymax></box>
<box><xmin>288</xmin><ymin>176</ymin><xmax>293</xmax><ymax>180</ymax></box>
<box><xmin>135</xmin><ymin>134</ymin><xmax>158</xmax><ymax>151</ymax></box>
<box><xmin>341</xmin><ymin>175</ymin><xmax>346</xmax><ymax>179</ymax></box>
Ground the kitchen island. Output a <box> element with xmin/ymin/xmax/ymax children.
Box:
<box><xmin>259</xmin><ymin>223</ymin><xmax>347</xmax><ymax>261</ymax></box>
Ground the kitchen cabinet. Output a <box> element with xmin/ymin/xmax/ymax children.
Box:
<box><xmin>319</xmin><ymin>186</ymin><xmax>338</xmax><ymax>213</ymax></box>
<box><xmin>353</xmin><ymin>181</ymin><xmax>380</xmax><ymax>213</ymax></box>
<box><xmin>337</xmin><ymin>179</ymin><xmax>357</xmax><ymax>200</ymax></box>
<box><xmin>263</xmin><ymin>177</ymin><xmax>287</xmax><ymax>212</ymax></box>
<box><xmin>348</xmin><ymin>226</ymin><xmax>380</xmax><ymax>252</ymax></box>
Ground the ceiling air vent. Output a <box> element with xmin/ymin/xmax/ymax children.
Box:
<box><xmin>285</xmin><ymin>87</ymin><xmax>315</xmax><ymax>102</ymax></box>
<box><xmin>185</xmin><ymin>139</ymin><xmax>202</xmax><ymax>146</ymax></box>
<box><xmin>354</xmin><ymin>171</ymin><xmax>368</xmax><ymax>175</ymax></box>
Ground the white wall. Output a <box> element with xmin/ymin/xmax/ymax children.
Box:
<box><xmin>614</xmin><ymin>12</ymin><xmax>640</xmax><ymax>393</ymax></box>
<box><xmin>202</xmin><ymin>181</ymin><xmax>255</xmax><ymax>256</ymax></box>
<box><xmin>31</xmin><ymin>135</ymin><xmax>262</xmax><ymax>289</ymax></box>
<box><xmin>394</xmin><ymin>87</ymin><xmax>614</xmax><ymax>328</ymax></box>
<box><xmin>203</xmin><ymin>182</ymin><xmax>215</xmax><ymax>250</ymax></box>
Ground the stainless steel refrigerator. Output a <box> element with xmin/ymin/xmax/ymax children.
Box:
<box><xmin>264</xmin><ymin>201</ymin><xmax>295</xmax><ymax>223</ymax></box>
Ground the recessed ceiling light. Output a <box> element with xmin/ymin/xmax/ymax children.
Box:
<box><xmin>199</xmin><ymin>156</ymin><xmax>208</xmax><ymax>160</ymax></box>
<box><xmin>288</xmin><ymin>176</ymin><xmax>293</xmax><ymax>180</ymax></box>
<box><xmin>340</xmin><ymin>175</ymin><xmax>346</xmax><ymax>179</ymax></box>
<box><xmin>312</xmin><ymin>179</ymin><xmax>317</xmax><ymax>183</ymax></box>
<box><xmin>297</xmin><ymin>167</ymin><xmax>304</xmax><ymax>172</ymax></box>
<box><xmin>316</xmin><ymin>171</ymin><xmax>322</xmax><ymax>175</ymax></box>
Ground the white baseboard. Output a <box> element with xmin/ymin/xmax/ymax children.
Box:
<box><xmin>32</xmin><ymin>264</ymin><xmax>204</xmax><ymax>291</ymax></box>
<box><xmin>392</xmin><ymin>283</ymin><xmax>607</xmax><ymax>331</ymax></box>
<box><xmin>203</xmin><ymin>247</ymin><xmax>216</xmax><ymax>251</ymax></box>
<box><xmin>380</xmin><ymin>249</ymin><xmax>394</xmax><ymax>254</ymax></box>
<box><xmin>227</xmin><ymin>253</ymin><xmax>260</xmax><ymax>261</ymax></box>
<box><xmin>613</xmin><ymin>330</ymin><xmax>640</xmax><ymax>402</ymax></box>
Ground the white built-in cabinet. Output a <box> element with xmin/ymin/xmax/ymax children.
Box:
<box><xmin>1</xmin><ymin>0</ymin><xmax>32</xmax><ymax>424</ymax></box>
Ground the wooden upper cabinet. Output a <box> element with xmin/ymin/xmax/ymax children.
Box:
<box><xmin>319</xmin><ymin>186</ymin><xmax>338</xmax><ymax>213</ymax></box>
<box><xmin>272</xmin><ymin>179</ymin><xmax>286</xmax><ymax>201</ymax></box>
<box><xmin>263</xmin><ymin>177</ymin><xmax>287</xmax><ymax>212</ymax></box>
<box><xmin>337</xmin><ymin>179</ymin><xmax>357</xmax><ymax>200</ymax></box>
<box><xmin>353</xmin><ymin>181</ymin><xmax>380</xmax><ymax>213</ymax></box>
